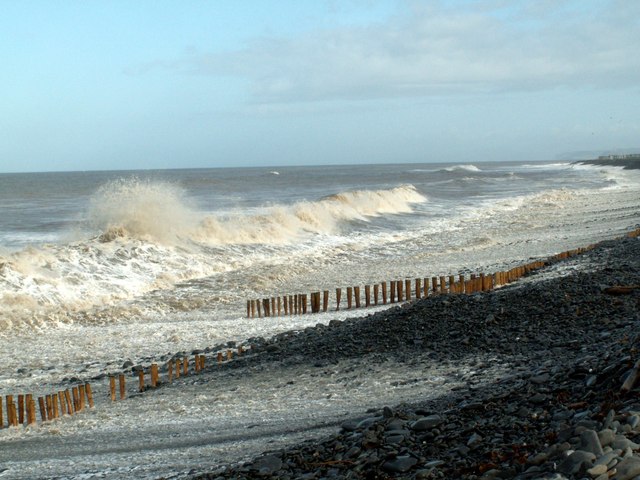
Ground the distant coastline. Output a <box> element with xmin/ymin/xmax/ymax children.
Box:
<box><xmin>577</xmin><ymin>153</ymin><xmax>640</xmax><ymax>170</ymax></box>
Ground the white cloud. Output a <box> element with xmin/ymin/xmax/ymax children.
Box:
<box><xmin>143</xmin><ymin>0</ymin><xmax>640</xmax><ymax>103</ymax></box>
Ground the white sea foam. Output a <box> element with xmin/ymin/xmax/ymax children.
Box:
<box><xmin>442</xmin><ymin>164</ymin><xmax>482</xmax><ymax>173</ymax></box>
<box><xmin>0</xmin><ymin>182</ymin><xmax>427</xmax><ymax>332</ymax></box>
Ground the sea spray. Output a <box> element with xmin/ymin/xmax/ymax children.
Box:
<box><xmin>88</xmin><ymin>178</ymin><xmax>199</xmax><ymax>244</ymax></box>
<box><xmin>0</xmin><ymin>181</ymin><xmax>428</xmax><ymax>331</ymax></box>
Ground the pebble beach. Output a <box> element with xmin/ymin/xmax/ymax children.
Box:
<box><xmin>191</xmin><ymin>231</ymin><xmax>640</xmax><ymax>480</ymax></box>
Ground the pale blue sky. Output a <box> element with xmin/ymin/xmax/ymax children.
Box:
<box><xmin>1</xmin><ymin>0</ymin><xmax>639</xmax><ymax>173</ymax></box>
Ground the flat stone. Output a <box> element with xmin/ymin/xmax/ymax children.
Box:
<box><xmin>587</xmin><ymin>464</ymin><xmax>608</xmax><ymax>477</ymax></box>
<box><xmin>251</xmin><ymin>455</ymin><xmax>282</xmax><ymax>476</ymax></box>
<box><xmin>411</xmin><ymin>415</ymin><xmax>443</xmax><ymax>431</ymax></box>
<box><xmin>594</xmin><ymin>451</ymin><xmax>618</xmax><ymax>467</ymax></box>
<box><xmin>385</xmin><ymin>434</ymin><xmax>406</xmax><ymax>444</ymax></box>
<box><xmin>581</xmin><ymin>429</ymin><xmax>604</xmax><ymax>456</ymax></box>
<box><xmin>612</xmin><ymin>436</ymin><xmax>640</xmax><ymax>451</ymax></box>
<box><xmin>467</xmin><ymin>432</ymin><xmax>483</xmax><ymax>448</ymax></box>
<box><xmin>531</xmin><ymin>373</ymin><xmax>550</xmax><ymax>384</ymax></box>
<box><xmin>598</xmin><ymin>429</ymin><xmax>616</xmax><ymax>447</ymax></box>
<box><xmin>558</xmin><ymin>450</ymin><xmax>596</xmax><ymax>475</ymax></box>
<box><xmin>382</xmin><ymin>455</ymin><xmax>418</xmax><ymax>473</ymax></box>
<box><xmin>613</xmin><ymin>456</ymin><xmax>640</xmax><ymax>480</ymax></box>
<box><xmin>529</xmin><ymin>393</ymin><xmax>547</xmax><ymax>404</ymax></box>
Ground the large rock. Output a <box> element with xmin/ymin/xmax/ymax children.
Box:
<box><xmin>613</xmin><ymin>457</ymin><xmax>640</xmax><ymax>480</ymax></box>
<box><xmin>250</xmin><ymin>454</ymin><xmax>283</xmax><ymax>476</ymax></box>
<box><xmin>558</xmin><ymin>450</ymin><xmax>595</xmax><ymax>476</ymax></box>
<box><xmin>411</xmin><ymin>415</ymin><xmax>443</xmax><ymax>431</ymax></box>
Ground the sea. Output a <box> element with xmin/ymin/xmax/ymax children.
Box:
<box><xmin>0</xmin><ymin>160</ymin><xmax>639</xmax><ymax>478</ymax></box>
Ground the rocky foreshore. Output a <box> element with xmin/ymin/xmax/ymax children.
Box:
<box><xmin>191</xmin><ymin>234</ymin><xmax>640</xmax><ymax>480</ymax></box>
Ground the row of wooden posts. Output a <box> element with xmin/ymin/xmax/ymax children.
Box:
<box><xmin>111</xmin><ymin>348</ymin><xmax>244</xmax><ymax>401</ymax></box>
<box><xmin>0</xmin><ymin>383</ymin><xmax>94</xmax><ymax>428</ymax></box>
<box><xmin>0</xmin><ymin>347</ymin><xmax>246</xmax><ymax>429</ymax></box>
<box><xmin>247</xmin><ymin>245</ymin><xmax>602</xmax><ymax>318</ymax></box>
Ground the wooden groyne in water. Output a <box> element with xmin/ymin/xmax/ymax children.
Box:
<box><xmin>1</xmin><ymin>228</ymin><xmax>638</xmax><ymax>430</ymax></box>
<box><xmin>247</xmin><ymin>228</ymin><xmax>640</xmax><ymax>318</ymax></box>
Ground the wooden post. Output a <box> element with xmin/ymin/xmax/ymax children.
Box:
<box><xmin>18</xmin><ymin>394</ymin><xmax>24</xmax><ymax>425</ymax></box>
<box><xmin>364</xmin><ymin>285</ymin><xmax>371</xmax><ymax>307</ymax></box>
<box><xmin>25</xmin><ymin>394</ymin><xmax>32</xmax><ymax>424</ymax></box>
<box><xmin>246</xmin><ymin>300</ymin><xmax>251</xmax><ymax>318</ymax></box>
<box><xmin>238</xmin><ymin>346</ymin><xmax>244</xmax><ymax>356</ymax></box>
<box><xmin>217</xmin><ymin>352</ymin><xmax>223</xmax><ymax>364</ymax></box>
<box><xmin>78</xmin><ymin>385</ymin><xmax>86</xmax><ymax>411</ymax></box>
<box><xmin>465</xmin><ymin>279</ymin><xmax>473</xmax><ymax>293</ymax></box>
<box><xmin>59</xmin><ymin>391</ymin><xmax>67</xmax><ymax>415</ymax></box>
<box><xmin>415</xmin><ymin>278</ymin><xmax>421</xmax><ymax>299</ymax></box>
<box><xmin>0</xmin><ymin>394</ymin><xmax>3</xmax><ymax>427</ymax></box>
<box><xmin>347</xmin><ymin>287</ymin><xmax>353</xmax><ymax>309</ymax></box>
<box><xmin>373</xmin><ymin>284</ymin><xmax>379</xmax><ymax>305</ymax></box>
<box><xmin>227</xmin><ymin>349</ymin><xmax>233</xmax><ymax>361</ymax></box>
<box><xmin>26</xmin><ymin>395</ymin><xmax>35</xmax><ymax>425</ymax></box>
<box><xmin>354</xmin><ymin>286</ymin><xmax>361</xmax><ymax>308</ymax></box>
<box><xmin>390</xmin><ymin>281</ymin><xmax>396</xmax><ymax>303</ymax></box>
<box><xmin>283</xmin><ymin>296</ymin><xmax>288</xmax><ymax>315</ymax></box>
<box><xmin>45</xmin><ymin>395</ymin><xmax>53</xmax><ymax>420</ymax></box>
<box><xmin>138</xmin><ymin>370</ymin><xmax>145</xmax><ymax>392</ymax></box>
<box><xmin>336</xmin><ymin>288</ymin><xmax>342</xmax><ymax>310</ymax></box>
<box><xmin>432</xmin><ymin>277</ymin><xmax>438</xmax><ymax>293</ymax></box>
<box><xmin>423</xmin><ymin>278</ymin><xmax>429</xmax><ymax>297</ymax></box>
<box><xmin>439</xmin><ymin>276</ymin><xmax>446</xmax><ymax>294</ymax></box>
<box><xmin>302</xmin><ymin>294</ymin><xmax>308</xmax><ymax>314</ymax></box>
<box><xmin>250</xmin><ymin>299</ymin><xmax>256</xmax><ymax>318</ymax></box>
<box><xmin>201</xmin><ymin>355</ymin><xmax>206</xmax><ymax>369</ymax></box>
<box><xmin>6</xmin><ymin>396</ymin><xmax>17</xmax><ymax>427</ymax></box>
<box><xmin>294</xmin><ymin>294</ymin><xmax>299</xmax><ymax>314</ymax></box>
<box><xmin>271</xmin><ymin>298</ymin><xmax>276</xmax><ymax>317</ymax></box>
<box><xmin>397</xmin><ymin>280</ymin><xmax>403</xmax><ymax>302</ymax></box>
<box><xmin>168</xmin><ymin>360</ymin><xmax>174</xmax><ymax>382</ymax></box>
<box><xmin>310</xmin><ymin>292</ymin><xmax>317</xmax><ymax>313</ymax></box>
<box><xmin>449</xmin><ymin>275</ymin><xmax>455</xmax><ymax>293</ymax></box>
<box><xmin>8</xmin><ymin>399</ymin><xmax>17</xmax><ymax>427</ymax></box>
<box><xmin>51</xmin><ymin>394</ymin><xmax>59</xmax><ymax>419</ymax></box>
<box><xmin>151</xmin><ymin>364</ymin><xmax>159</xmax><ymax>387</ymax></box>
<box><xmin>277</xmin><ymin>296</ymin><xmax>282</xmax><ymax>316</ymax></box>
<box><xmin>256</xmin><ymin>300</ymin><xmax>262</xmax><ymax>318</ymax></box>
<box><xmin>110</xmin><ymin>376</ymin><xmax>116</xmax><ymax>401</ymax></box>
<box><xmin>64</xmin><ymin>390</ymin><xmax>73</xmax><ymax>414</ymax></box>
<box><xmin>119</xmin><ymin>374</ymin><xmax>126</xmax><ymax>399</ymax></box>
<box><xmin>404</xmin><ymin>279</ymin><xmax>410</xmax><ymax>301</ymax></box>
<box><xmin>263</xmin><ymin>298</ymin><xmax>270</xmax><ymax>317</ymax></box>
<box><xmin>381</xmin><ymin>282</ymin><xmax>387</xmax><ymax>304</ymax></box>
<box><xmin>38</xmin><ymin>396</ymin><xmax>47</xmax><ymax>421</ymax></box>
<box><xmin>323</xmin><ymin>290</ymin><xmax>329</xmax><ymax>312</ymax></box>
<box><xmin>85</xmin><ymin>384</ymin><xmax>94</xmax><ymax>408</ymax></box>
<box><xmin>183</xmin><ymin>357</ymin><xmax>188</xmax><ymax>376</ymax></box>
<box><xmin>459</xmin><ymin>274</ymin><xmax>465</xmax><ymax>293</ymax></box>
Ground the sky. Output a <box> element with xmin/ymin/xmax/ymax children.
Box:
<box><xmin>1</xmin><ymin>0</ymin><xmax>639</xmax><ymax>173</ymax></box>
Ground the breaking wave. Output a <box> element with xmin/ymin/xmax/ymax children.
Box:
<box><xmin>441</xmin><ymin>164</ymin><xmax>481</xmax><ymax>173</ymax></box>
<box><xmin>0</xmin><ymin>181</ymin><xmax>427</xmax><ymax>331</ymax></box>
<box><xmin>90</xmin><ymin>179</ymin><xmax>427</xmax><ymax>245</ymax></box>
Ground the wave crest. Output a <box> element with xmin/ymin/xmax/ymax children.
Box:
<box><xmin>196</xmin><ymin>185</ymin><xmax>427</xmax><ymax>244</ymax></box>
<box><xmin>88</xmin><ymin>178</ymin><xmax>198</xmax><ymax>244</ymax></box>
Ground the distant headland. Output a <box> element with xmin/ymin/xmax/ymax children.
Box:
<box><xmin>576</xmin><ymin>152</ymin><xmax>640</xmax><ymax>170</ymax></box>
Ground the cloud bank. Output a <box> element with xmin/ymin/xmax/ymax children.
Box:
<box><xmin>136</xmin><ymin>1</ymin><xmax>640</xmax><ymax>103</ymax></box>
